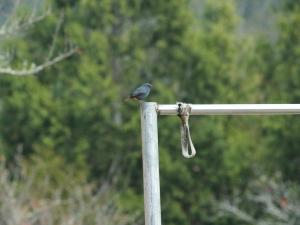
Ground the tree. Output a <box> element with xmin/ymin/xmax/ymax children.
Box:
<box><xmin>220</xmin><ymin>175</ymin><xmax>300</xmax><ymax>225</ymax></box>
<box><xmin>258</xmin><ymin>1</ymin><xmax>300</xmax><ymax>182</ymax></box>
<box><xmin>0</xmin><ymin>0</ymin><xmax>78</xmax><ymax>76</ymax></box>
<box><xmin>0</xmin><ymin>152</ymin><xmax>140</xmax><ymax>225</ymax></box>
<box><xmin>0</xmin><ymin>0</ymin><xmax>298</xmax><ymax>225</ymax></box>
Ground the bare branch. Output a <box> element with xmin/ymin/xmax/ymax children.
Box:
<box><xmin>0</xmin><ymin>1</ymin><xmax>80</xmax><ymax>77</ymax></box>
<box><xmin>0</xmin><ymin>48</ymin><xmax>79</xmax><ymax>76</ymax></box>
<box><xmin>47</xmin><ymin>11</ymin><xmax>65</xmax><ymax>60</ymax></box>
<box><xmin>219</xmin><ymin>177</ymin><xmax>300</xmax><ymax>225</ymax></box>
<box><xmin>249</xmin><ymin>193</ymin><xmax>288</xmax><ymax>221</ymax></box>
<box><xmin>219</xmin><ymin>202</ymin><xmax>288</xmax><ymax>225</ymax></box>
<box><xmin>220</xmin><ymin>201</ymin><xmax>256</xmax><ymax>224</ymax></box>
<box><xmin>0</xmin><ymin>1</ymin><xmax>51</xmax><ymax>37</ymax></box>
<box><xmin>0</xmin><ymin>157</ymin><xmax>140</xmax><ymax>225</ymax></box>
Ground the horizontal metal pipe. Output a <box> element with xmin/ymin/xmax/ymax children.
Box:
<box><xmin>157</xmin><ymin>104</ymin><xmax>300</xmax><ymax>115</ymax></box>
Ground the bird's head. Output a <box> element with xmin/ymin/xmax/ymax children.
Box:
<box><xmin>144</xmin><ymin>83</ymin><xmax>152</xmax><ymax>88</ymax></box>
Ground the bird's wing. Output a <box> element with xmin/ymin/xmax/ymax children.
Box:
<box><xmin>132</xmin><ymin>85</ymin><xmax>146</xmax><ymax>96</ymax></box>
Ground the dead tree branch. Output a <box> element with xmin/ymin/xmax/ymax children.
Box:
<box><xmin>219</xmin><ymin>177</ymin><xmax>300</xmax><ymax>225</ymax></box>
<box><xmin>0</xmin><ymin>1</ymin><xmax>79</xmax><ymax>76</ymax></box>
<box><xmin>0</xmin><ymin>48</ymin><xmax>79</xmax><ymax>76</ymax></box>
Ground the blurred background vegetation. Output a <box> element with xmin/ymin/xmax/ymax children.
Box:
<box><xmin>0</xmin><ymin>0</ymin><xmax>300</xmax><ymax>224</ymax></box>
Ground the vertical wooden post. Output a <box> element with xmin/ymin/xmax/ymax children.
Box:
<box><xmin>141</xmin><ymin>102</ymin><xmax>162</xmax><ymax>225</ymax></box>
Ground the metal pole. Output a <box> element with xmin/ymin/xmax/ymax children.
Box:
<box><xmin>141</xmin><ymin>102</ymin><xmax>161</xmax><ymax>225</ymax></box>
<box><xmin>158</xmin><ymin>104</ymin><xmax>300</xmax><ymax>115</ymax></box>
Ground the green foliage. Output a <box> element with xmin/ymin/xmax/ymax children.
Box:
<box><xmin>0</xmin><ymin>0</ymin><xmax>299</xmax><ymax>225</ymax></box>
<box><xmin>0</xmin><ymin>155</ymin><xmax>137</xmax><ymax>225</ymax></box>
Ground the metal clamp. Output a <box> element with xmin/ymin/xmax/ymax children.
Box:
<box><xmin>177</xmin><ymin>102</ymin><xmax>196</xmax><ymax>158</ymax></box>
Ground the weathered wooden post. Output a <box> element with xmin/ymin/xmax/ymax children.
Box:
<box><xmin>141</xmin><ymin>102</ymin><xmax>161</xmax><ymax>225</ymax></box>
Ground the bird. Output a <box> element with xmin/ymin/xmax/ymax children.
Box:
<box><xmin>125</xmin><ymin>83</ymin><xmax>152</xmax><ymax>101</ymax></box>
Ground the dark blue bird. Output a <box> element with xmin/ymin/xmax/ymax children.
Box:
<box><xmin>126</xmin><ymin>83</ymin><xmax>152</xmax><ymax>101</ymax></box>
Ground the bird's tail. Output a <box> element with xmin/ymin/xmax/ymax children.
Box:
<box><xmin>124</xmin><ymin>97</ymin><xmax>131</xmax><ymax>101</ymax></box>
<box><xmin>124</xmin><ymin>96</ymin><xmax>138</xmax><ymax>101</ymax></box>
